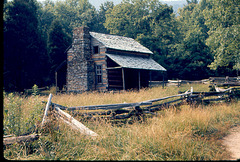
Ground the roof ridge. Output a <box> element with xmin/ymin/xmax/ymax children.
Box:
<box><xmin>90</xmin><ymin>31</ymin><xmax>134</xmax><ymax>40</ymax></box>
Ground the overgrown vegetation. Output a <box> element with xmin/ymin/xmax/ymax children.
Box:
<box><xmin>3</xmin><ymin>84</ymin><xmax>240</xmax><ymax>160</ymax></box>
<box><xmin>3</xmin><ymin>92</ymin><xmax>44</xmax><ymax>136</ymax></box>
<box><xmin>3</xmin><ymin>0</ymin><xmax>240</xmax><ymax>91</ymax></box>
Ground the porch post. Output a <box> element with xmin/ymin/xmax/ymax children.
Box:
<box><xmin>149</xmin><ymin>71</ymin><xmax>152</xmax><ymax>87</ymax></box>
<box><xmin>122</xmin><ymin>68</ymin><xmax>125</xmax><ymax>90</ymax></box>
<box><xmin>55</xmin><ymin>71</ymin><xmax>58</xmax><ymax>93</ymax></box>
<box><xmin>138</xmin><ymin>70</ymin><xmax>141</xmax><ymax>90</ymax></box>
<box><xmin>162</xmin><ymin>71</ymin><xmax>165</xmax><ymax>89</ymax></box>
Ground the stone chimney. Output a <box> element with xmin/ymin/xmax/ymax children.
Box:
<box><xmin>67</xmin><ymin>26</ymin><xmax>95</xmax><ymax>92</ymax></box>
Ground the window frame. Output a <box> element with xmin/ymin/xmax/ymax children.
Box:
<box><xmin>96</xmin><ymin>65</ymin><xmax>102</xmax><ymax>84</ymax></box>
<box><xmin>93</xmin><ymin>46</ymin><xmax>99</xmax><ymax>54</ymax></box>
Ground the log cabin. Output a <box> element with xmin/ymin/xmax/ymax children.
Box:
<box><xmin>66</xmin><ymin>26</ymin><xmax>166</xmax><ymax>92</ymax></box>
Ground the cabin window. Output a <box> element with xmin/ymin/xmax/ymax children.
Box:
<box><xmin>93</xmin><ymin>46</ymin><xmax>99</xmax><ymax>54</ymax></box>
<box><xmin>96</xmin><ymin>65</ymin><xmax>102</xmax><ymax>83</ymax></box>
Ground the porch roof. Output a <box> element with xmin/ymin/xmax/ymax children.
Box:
<box><xmin>106</xmin><ymin>54</ymin><xmax>167</xmax><ymax>71</ymax></box>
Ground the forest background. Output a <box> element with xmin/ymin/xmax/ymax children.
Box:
<box><xmin>3</xmin><ymin>0</ymin><xmax>240</xmax><ymax>92</ymax></box>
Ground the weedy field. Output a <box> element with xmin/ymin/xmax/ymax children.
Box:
<box><xmin>3</xmin><ymin>84</ymin><xmax>240</xmax><ymax>160</ymax></box>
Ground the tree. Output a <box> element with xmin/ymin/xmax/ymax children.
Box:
<box><xmin>47</xmin><ymin>19</ymin><xmax>71</xmax><ymax>88</ymax></box>
<box><xmin>177</xmin><ymin>1</ymin><xmax>209</xmax><ymax>40</ymax></box>
<box><xmin>104</xmin><ymin>1</ymin><xmax>136</xmax><ymax>38</ymax></box>
<box><xmin>168</xmin><ymin>31</ymin><xmax>213</xmax><ymax>80</ymax></box>
<box><xmin>186</xmin><ymin>0</ymin><xmax>198</xmax><ymax>4</ymax></box>
<box><xmin>49</xmin><ymin>0</ymin><xmax>98</xmax><ymax>35</ymax></box>
<box><xmin>38</xmin><ymin>0</ymin><xmax>100</xmax><ymax>43</ymax></box>
<box><xmin>37</xmin><ymin>0</ymin><xmax>56</xmax><ymax>45</ymax></box>
<box><xmin>165</xmin><ymin>0</ymin><xmax>213</xmax><ymax>80</ymax></box>
<box><xmin>4</xmin><ymin>0</ymin><xmax>48</xmax><ymax>91</ymax></box>
<box><xmin>203</xmin><ymin>0</ymin><xmax>240</xmax><ymax>75</ymax></box>
<box><xmin>95</xmin><ymin>1</ymin><xmax>114</xmax><ymax>33</ymax></box>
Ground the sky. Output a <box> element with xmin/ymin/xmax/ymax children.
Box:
<box><xmin>37</xmin><ymin>0</ymin><xmax>186</xmax><ymax>10</ymax></box>
<box><xmin>89</xmin><ymin>0</ymin><xmax>121</xmax><ymax>9</ymax></box>
<box><xmin>36</xmin><ymin>0</ymin><xmax>120</xmax><ymax>10</ymax></box>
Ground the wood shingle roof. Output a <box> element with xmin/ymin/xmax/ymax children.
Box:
<box><xmin>106</xmin><ymin>54</ymin><xmax>166</xmax><ymax>71</ymax></box>
<box><xmin>90</xmin><ymin>32</ymin><xmax>153</xmax><ymax>54</ymax></box>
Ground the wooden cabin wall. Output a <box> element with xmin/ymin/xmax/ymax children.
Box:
<box><xmin>107</xmin><ymin>69</ymin><xmax>123</xmax><ymax>90</ymax></box>
<box><xmin>91</xmin><ymin>37</ymin><xmax>106</xmax><ymax>54</ymax></box>
<box><xmin>91</xmin><ymin>37</ymin><xmax>108</xmax><ymax>91</ymax></box>
<box><xmin>106</xmin><ymin>57</ymin><xmax>123</xmax><ymax>90</ymax></box>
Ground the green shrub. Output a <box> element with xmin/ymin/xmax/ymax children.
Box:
<box><xmin>32</xmin><ymin>84</ymin><xmax>39</xmax><ymax>96</ymax></box>
<box><xmin>4</xmin><ymin>93</ymin><xmax>23</xmax><ymax>136</ymax></box>
<box><xmin>3</xmin><ymin>93</ymin><xmax>44</xmax><ymax>136</ymax></box>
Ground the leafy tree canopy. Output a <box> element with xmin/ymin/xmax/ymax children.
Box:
<box><xmin>203</xmin><ymin>0</ymin><xmax>240</xmax><ymax>71</ymax></box>
<box><xmin>4</xmin><ymin>0</ymin><xmax>240</xmax><ymax>91</ymax></box>
<box><xmin>4</xmin><ymin>0</ymin><xmax>48</xmax><ymax>91</ymax></box>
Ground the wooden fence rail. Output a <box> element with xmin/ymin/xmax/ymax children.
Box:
<box><xmin>60</xmin><ymin>101</ymin><xmax>152</xmax><ymax>111</ymax></box>
<box><xmin>47</xmin><ymin>87</ymin><xmax>235</xmax><ymax>122</ymax></box>
<box><xmin>56</xmin><ymin>87</ymin><xmax>237</xmax><ymax>121</ymax></box>
<box><xmin>54</xmin><ymin>106</ymin><xmax>98</xmax><ymax>137</ymax></box>
<box><xmin>43</xmin><ymin>86</ymin><xmax>238</xmax><ymax>124</ymax></box>
<box><xmin>4</xmin><ymin>86</ymin><xmax>239</xmax><ymax>146</ymax></box>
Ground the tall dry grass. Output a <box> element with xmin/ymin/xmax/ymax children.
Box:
<box><xmin>3</xmin><ymin>84</ymin><xmax>240</xmax><ymax>160</ymax></box>
<box><xmin>49</xmin><ymin>84</ymin><xmax>209</xmax><ymax>107</ymax></box>
<box><xmin>85</xmin><ymin>102</ymin><xmax>239</xmax><ymax>160</ymax></box>
<box><xmin>16</xmin><ymin>102</ymin><xmax>237</xmax><ymax>160</ymax></box>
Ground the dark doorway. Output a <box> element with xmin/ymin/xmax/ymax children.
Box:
<box><xmin>124</xmin><ymin>68</ymin><xmax>138</xmax><ymax>90</ymax></box>
<box><xmin>55</xmin><ymin>61</ymin><xmax>67</xmax><ymax>90</ymax></box>
<box><xmin>124</xmin><ymin>68</ymin><xmax>149</xmax><ymax>90</ymax></box>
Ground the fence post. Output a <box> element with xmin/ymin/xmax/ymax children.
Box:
<box><xmin>177</xmin><ymin>78</ymin><xmax>180</xmax><ymax>87</ymax></box>
<box><xmin>41</xmin><ymin>93</ymin><xmax>53</xmax><ymax>129</ymax></box>
<box><xmin>134</xmin><ymin>105</ymin><xmax>145</xmax><ymax>121</ymax></box>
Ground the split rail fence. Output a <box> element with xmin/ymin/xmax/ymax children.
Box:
<box><xmin>4</xmin><ymin>86</ymin><xmax>240</xmax><ymax>146</ymax></box>
<box><xmin>42</xmin><ymin>86</ymin><xmax>239</xmax><ymax>137</ymax></box>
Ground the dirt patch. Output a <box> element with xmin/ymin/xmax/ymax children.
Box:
<box><xmin>222</xmin><ymin>126</ymin><xmax>240</xmax><ymax>160</ymax></box>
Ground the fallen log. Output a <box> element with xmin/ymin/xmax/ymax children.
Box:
<box><xmin>4</xmin><ymin>134</ymin><xmax>39</xmax><ymax>146</ymax></box>
<box><xmin>54</xmin><ymin>107</ymin><xmax>98</xmax><ymax>137</ymax></box>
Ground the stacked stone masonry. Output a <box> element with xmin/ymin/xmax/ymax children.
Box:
<box><xmin>67</xmin><ymin>26</ymin><xmax>95</xmax><ymax>92</ymax></box>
